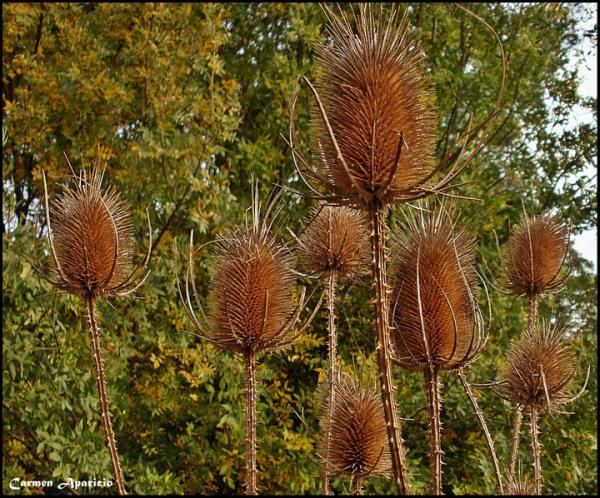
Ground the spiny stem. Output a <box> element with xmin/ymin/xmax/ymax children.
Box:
<box><xmin>322</xmin><ymin>272</ymin><xmax>338</xmax><ymax>495</ymax></box>
<box><xmin>245</xmin><ymin>351</ymin><xmax>258</xmax><ymax>495</ymax></box>
<box><xmin>458</xmin><ymin>368</ymin><xmax>504</xmax><ymax>494</ymax></box>
<box><xmin>530</xmin><ymin>406</ymin><xmax>542</xmax><ymax>495</ymax></box>
<box><xmin>508</xmin><ymin>405</ymin><xmax>523</xmax><ymax>481</ymax></box>
<box><xmin>350</xmin><ymin>474</ymin><xmax>363</xmax><ymax>495</ymax></box>
<box><xmin>368</xmin><ymin>202</ymin><xmax>410</xmax><ymax>495</ymax></box>
<box><xmin>527</xmin><ymin>295</ymin><xmax>538</xmax><ymax>335</ymax></box>
<box><xmin>86</xmin><ymin>296</ymin><xmax>127</xmax><ymax>496</ymax></box>
<box><xmin>425</xmin><ymin>364</ymin><xmax>443</xmax><ymax>495</ymax></box>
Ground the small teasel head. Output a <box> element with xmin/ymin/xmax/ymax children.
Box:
<box><xmin>206</xmin><ymin>189</ymin><xmax>299</xmax><ymax>355</ymax></box>
<box><xmin>318</xmin><ymin>373</ymin><xmax>391</xmax><ymax>479</ymax></box>
<box><xmin>390</xmin><ymin>203</ymin><xmax>485</xmax><ymax>371</ymax></box>
<box><xmin>298</xmin><ymin>204</ymin><xmax>369</xmax><ymax>280</ymax></box>
<box><xmin>310</xmin><ymin>3</ymin><xmax>438</xmax><ymax>207</ymax></box>
<box><xmin>495</xmin><ymin>320</ymin><xmax>578</xmax><ymax>412</ymax></box>
<box><xmin>504</xmin><ymin>211</ymin><xmax>570</xmax><ymax>298</ymax></box>
<box><xmin>44</xmin><ymin>165</ymin><xmax>136</xmax><ymax>299</ymax></box>
<box><xmin>504</xmin><ymin>470</ymin><xmax>535</xmax><ymax>495</ymax></box>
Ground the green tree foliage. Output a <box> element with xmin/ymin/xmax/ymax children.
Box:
<box><xmin>3</xmin><ymin>3</ymin><xmax>596</xmax><ymax>494</ymax></box>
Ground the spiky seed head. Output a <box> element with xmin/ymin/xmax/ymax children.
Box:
<box><xmin>505</xmin><ymin>212</ymin><xmax>570</xmax><ymax>298</ymax></box>
<box><xmin>390</xmin><ymin>204</ymin><xmax>483</xmax><ymax>371</ymax></box>
<box><xmin>48</xmin><ymin>168</ymin><xmax>133</xmax><ymax>298</ymax></box>
<box><xmin>207</xmin><ymin>208</ymin><xmax>297</xmax><ymax>355</ymax></box>
<box><xmin>298</xmin><ymin>204</ymin><xmax>369</xmax><ymax>280</ymax></box>
<box><xmin>312</xmin><ymin>4</ymin><xmax>437</xmax><ymax>206</ymax></box>
<box><xmin>504</xmin><ymin>472</ymin><xmax>535</xmax><ymax>495</ymax></box>
<box><xmin>318</xmin><ymin>375</ymin><xmax>391</xmax><ymax>478</ymax></box>
<box><xmin>497</xmin><ymin>321</ymin><xmax>576</xmax><ymax>412</ymax></box>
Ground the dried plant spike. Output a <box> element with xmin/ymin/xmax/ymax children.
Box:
<box><xmin>41</xmin><ymin>159</ymin><xmax>152</xmax><ymax>496</ymax></box>
<box><xmin>505</xmin><ymin>211</ymin><xmax>570</xmax><ymax>299</ymax></box>
<box><xmin>504</xmin><ymin>468</ymin><xmax>535</xmax><ymax>496</ymax></box>
<box><xmin>391</xmin><ymin>203</ymin><xmax>483</xmax><ymax>371</ymax></box>
<box><xmin>180</xmin><ymin>185</ymin><xmax>323</xmax><ymax>495</ymax></box>
<box><xmin>298</xmin><ymin>204</ymin><xmax>369</xmax><ymax>280</ymax></box>
<box><xmin>318</xmin><ymin>374</ymin><xmax>391</xmax><ymax>486</ymax></box>
<box><xmin>311</xmin><ymin>3</ymin><xmax>437</xmax><ymax>206</ymax></box>
<box><xmin>496</xmin><ymin>320</ymin><xmax>577</xmax><ymax>412</ymax></box>
<box><xmin>45</xmin><ymin>167</ymin><xmax>134</xmax><ymax>298</ymax></box>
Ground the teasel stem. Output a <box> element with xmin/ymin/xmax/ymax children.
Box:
<box><xmin>458</xmin><ymin>368</ymin><xmax>504</xmax><ymax>494</ymax></box>
<box><xmin>322</xmin><ymin>272</ymin><xmax>338</xmax><ymax>495</ymax></box>
<box><xmin>527</xmin><ymin>295</ymin><xmax>538</xmax><ymax>335</ymax></box>
<box><xmin>86</xmin><ymin>296</ymin><xmax>127</xmax><ymax>496</ymax></box>
<box><xmin>530</xmin><ymin>405</ymin><xmax>542</xmax><ymax>495</ymax></box>
<box><xmin>245</xmin><ymin>351</ymin><xmax>258</xmax><ymax>495</ymax></box>
<box><xmin>425</xmin><ymin>364</ymin><xmax>443</xmax><ymax>495</ymax></box>
<box><xmin>508</xmin><ymin>405</ymin><xmax>523</xmax><ymax>481</ymax></box>
<box><xmin>368</xmin><ymin>201</ymin><xmax>410</xmax><ymax>495</ymax></box>
<box><xmin>350</xmin><ymin>474</ymin><xmax>363</xmax><ymax>495</ymax></box>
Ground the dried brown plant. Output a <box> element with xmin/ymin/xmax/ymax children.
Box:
<box><xmin>390</xmin><ymin>204</ymin><xmax>484</xmax><ymax>372</ymax></box>
<box><xmin>178</xmin><ymin>186</ymin><xmax>322</xmax><ymax>495</ymax></box>
<box><xmin>389</xmin><ymin>203</ymin><xmax>487</xmax><ymax>494</ymax></box>
<box><xmin>287</xmin><ymin>4</ymin><xmax>506</xmax><ymax>493</ymax></box>
<box><xmin>318</xmin><ymin>374</ymin><xmax>391</xmax><ymax>495</ymax></box>
<box><xmin>495</xmin><ymin>321</ymin><xmax>577</xmax><ymax>412</ymax></box>
<box><xmin>494</xmin><ymin>320</ymin><xmax>587</xmax><ymax>494</ymax></box>
<box><xmin>504</xmin><ymin>469</ymin><xmax>535</xmax><ymax>496</ymax></box>
<box><xmin>298</xmin><ymin>204</ymin><xmax>369</xmax><ymax>281</ymax></box>
<box><xmin>297</xmin><ymin>203</ymin><xmax>369</xmax><ymax>494</ymax></box>
<box><xmin>43</xmin><ymin>160</ymin><xmax>152</xmax><ymax>496</ymax></box>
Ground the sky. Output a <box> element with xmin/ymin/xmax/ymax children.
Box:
<box><xmin>571</xmin><ymin>4</ymin><xmax>597</xmax><ymax>271</ymax></box>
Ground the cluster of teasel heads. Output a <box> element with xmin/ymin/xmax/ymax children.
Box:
<box><xmin>490</xmin><ymin>211</ymin><xmax>586</xmax><ymax>495</ymax></box>
<box><xmin>36</xmin><ymin>3</ymin><xmax>588</xmax><ymax>497</ymax></box>
<box><xmin>42</xmin><ymin>159</ymin><xmax>152</xmax><ymax>496</ymax></box>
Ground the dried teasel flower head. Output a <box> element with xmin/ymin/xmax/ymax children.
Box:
<box><xmin>318</xmin><ymin>374</ymin><xmax>391</xmax><ymax>479</ymax></box>
<box><xmin>504</xmin><ymin>470</ymin><xmax>535</xmax><ymax>495</ymax></box>
<box><xmin>298</xmin><ymin>204</ymin><xmax>369</xmax><ymax>280</ymax></box>
<box><xmin>43</xmin><ymin>163</ymin><xmax>150</xmax><ymax>299</ymax></box>
<box><xmin>390</xmin><ymin>203</ymin><xmax>486</xmax><ymax>371</ymax></box>
<box><xmin>504</xmin><ymin>211</ymin><xmax>570</xmax><ymax>298</ymax></box>
<box><xmin>309</xmin><ymin>3</ymin><xmax>438</xmax><ymax>207</ymax></box>
<box><xmin>494</xmin><ymin>320</ymin><xmax>578</xmax><ymax>412</ymax></box>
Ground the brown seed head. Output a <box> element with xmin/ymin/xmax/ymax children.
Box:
<box><xmin>298</xmin><ymin>204</ymin><xmax>369</xmax><ymax>280</ymax></box>
<box><xmin>319</xmin><ymin>375</ymin><xmax>391</xmax><ymax>478</ymax></box>
<box><xmin>504</xmin><ymin>471</ymin><xmax>535</xmax><ymax>495</ymax></box>
<box><xmin>312</xmin><ymin>4</ymin><xmax>437</xmax><ymax>206</ymax></box>
<box><xmin>48</xmin><ymin>168</ymin><xmax>133</xmax><ymax>298</ymax></box>
<box><xmin>390</xmin><ymin>204</ymin><xmax>484</xmax><ymax>371</ymax></box>
<box><xmin>497</xmin><ymin>321</ymin><xmax>576</xmax><ymax>412</ymax></box>
<box><xmin>505</xmin><ymin>212</ymin><xmax>570</xmax><ymax>298</ymax></box>
<box><xmin>207</xmin><ymin>203</ymin><xmax>297</xmax><ymax>355</ymax></box>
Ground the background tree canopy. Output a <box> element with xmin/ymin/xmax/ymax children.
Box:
<box><xmin>3</xmin><ymin>3</ymin><xmax>596</xmax><ymax>495</ymax></box>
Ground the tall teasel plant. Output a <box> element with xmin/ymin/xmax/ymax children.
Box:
<box><xmin>389</xmin><ymin>204</ymin><xmax>486</xmax><ymax>494</ymax></box>
<box><xmin>287</xmin><ymin>4</ymin><xmax>505</xmax><ymax>493</ymax></box>
<box><xmin>42</xmin><ymin>160</ymin><xmax>152</xmax><ymax>496</ymax></box>
<box><xmin>178</xmin><ymin>186</ymin><xmax>322</xmax><ymax>495</ymax></box>
<box><xmin>316</xmin><ymin>372</ymin><xmax>391</xmax><ymax>495</ymax></box>
<box><xmin>493</xmin><ymin>209</ymin><xmax>587</xmax><ymax>495</ymax></box>
<box><xmin>297</xmin><ymin>204</ymin><xmax>369</xmax><ymax>494</ymax></box>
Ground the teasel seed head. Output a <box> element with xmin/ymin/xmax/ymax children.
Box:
<box><xmin>298</xmin><ymin>204</ymin><xmax>369</xmax><ymax>280</ymax></box>
<box><xmin>504</xmin><ymin>471</ymin><xmax>535</xmax><ymax>495</ymax></box>
<box><xmin>318</xmin><ymin>374</ymin><xmax>391</xmax><ymax>479</ymax></box>
<box><xmin>196</xmin><ymin>187</ymin><xmax>309</xmax><ymax>356</ymax></box>
<box><xmin>495</xmin><ymin>320</ymin><xmax>577</xmax><ymax>412</ymax></box>
<box><xmin>309</xmin><ymin>4</ymin><xmax>438</xmax><ymax>207</ymax></box>
<box><xmin>390</xmin><ymin>203</ymin><xmax>485</xmax><ymax>371</ymax></box>
<box><xmin>44</xmin><ymin>167</ymin><xmax>136</xmax><ymax>298</ymax></box>
<box><xmin>504</xmin><ymin>211</ymin><xmax>570</xmax><ymax>298</ymax></box>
